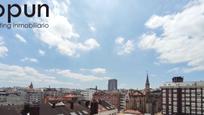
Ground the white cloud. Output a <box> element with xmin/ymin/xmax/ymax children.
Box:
<box><xmin>0</xmin><ymin>63</ymin><xmax>74</xmax><ymax>87</ymax></box>
<box><xmin>90</xmin><ymin>26</ymin><xmax>96</xmax><ymax>32</ymax></box>
<box><xmin>56</xmin><ymin>69</ymin><xmax>110</xmax><ymax>82</ymax></box>
<box><xmin>38</xmin><ymin>49</ymin><xmax>45</xmax><ymax>56</ymax></box>
<box><xmin>139</xmin><ymin>33</ymin><xmax>160</xmax><ymax>49</ymax></box>
<box><xmin>78</xmin><ymin>38</ymin><xmax>100</xmax><ymax>51</ymax></box>
<box><xmin>31</xmin><ymin>0</ymin><xmax>100</xmax><ymax>57</ymax></box>
<box><xmin>21</xmin><ymin>57</ymin><xmax>38</xmax><ymax>63</ymax></box>
<box><xmin>89</xmin><ymin>24</ymin><xmax>96</xmax><ymax>32</ymax></box>
<box><xmin>46</xmin><ymin>68</ymin><xmax>110</xmax><ymax>82</ymax></box>
<box><xmin>145</xmin><ymin>15</ymin><xmax>172</xmax><ymax>29</ymax></box>
<box><xmin>15</xmin><ymin>34</ymin><xmax>27</xmax><ymax>43</ymax></box>
<box><xmin>80</xmin><ymin>67</ymin><xmax>107</xmax><ymax>74</ymax></box>
<box><xmin>0</xmin><ymin>37</ymin><xmax>8</xmax><ymax>57</ymax></box>
<box><xmin>139</xmin><ymin>0</ymin><xmax>204</xmax><ymax>72</ymax></box>
<box><xmin>115</xmin><ymin>37</ymin><xmax>124</xmax><ymax>45</ymax></box>
<box><xmin>115</xmin><ymin>37</ymin><xmax>134</xmax><ymax>55</ymax></box>
<box><xmin>92</xmin><ymin>68</ymin><xmax>106</xmax><ymax>74</ymax></box>
<box><xmin>0</xmin><ymin>62</ymin><xmax>108</xmax><ymax>87</ymax></box>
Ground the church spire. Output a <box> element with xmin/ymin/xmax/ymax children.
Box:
<box><xmin>144</xmin><ymin>73</ymin><xmax>151</xmax><ymax>96</ymax></box>
<box><xmin>29</xmin><ymin>82</ymin><xmax>33</xmax><ymax>89</ymax></box>
<box><xmin>145</xmin><ymin>73</ymin><xmax>150</xmax><ymax>89</ymax></box>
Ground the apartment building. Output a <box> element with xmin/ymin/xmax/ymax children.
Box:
<box><xmin>161</xmin><ymin>76</ymin><xmax>204</xmax><ymax>115</ymax></box>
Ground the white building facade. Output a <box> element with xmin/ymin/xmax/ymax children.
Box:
<box><xmin>81</xmin><ymin>88</ymin><xmax>97</xmax><ymax>101</ymax></box>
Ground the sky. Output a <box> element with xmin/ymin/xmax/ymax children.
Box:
<box><xmin>0</xmin><ymin>0</ymin><xmax>204</xmax><ymax>89</ymax></box>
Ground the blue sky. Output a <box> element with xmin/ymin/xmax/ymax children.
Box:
<box><xmin>0</xmin><ymin>0</ymin><xmax>204</xmax><ymax>89</ymax></box>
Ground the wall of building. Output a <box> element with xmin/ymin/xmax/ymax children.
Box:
<box><xmin>81</xmin><ymin>89</ymin><xmax>96</xmax><ymax>101</ymax></box>
<box><xmin>162</xmin><ymin>87</ymin><xmax>204</xmax><ymax>115</ymax></box>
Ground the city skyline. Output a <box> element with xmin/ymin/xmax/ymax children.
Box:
<box><xmin>0</xmin><ymin>0</ymin><xmax>204</xmax><ymax>89</ymax></box>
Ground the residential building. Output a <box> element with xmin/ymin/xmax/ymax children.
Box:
<box><xmin>97</xmin><ymin>100</ymin><xmax>117</xmax><ymax>115</ymax></box>
<box><xmin>0</xmin><ymin>89</ymin><xmax>26</xmax><ymax>105</ymax></box>
<box><xmin>93</xmin><ymin>91</ymin><xmax>121</xmax><ymax>111</ymax></box>
<box><xmin>25</xmin><ymin>83</ymin><xmax>43</xmax><ymax>105</ymax></box>
<box><xmin>26</xmin><ymin>90</ymin><xmax>43</xmax><ymax>105</ymax></box>
<box><xmin>161</xmin><ymin>76</ymin><xmax>204</xmax><ymax>115</ymax></box>
<box><xmin>81</xmin><ymin>87</ymin><xmax>97</xmax><ymax>101</ymax></box>
<box><xmin>0</xmin><ymin>98</ymin><xmax>117</xmax><ymax>115</ymax></box>
<box><xmin>44</xmin><ymin>93</ymin><xmax>79</xmax><ymax>104</ymax></box>
<box><xmin>44</xmin><ymin>87</ymin><xmax>63</xmax><ymax>97</ymax></box>
<box><xmin>125</xmin><ymin>89</ymin><xmax>146</xmax><ymax>113</ymax></box>
<box><xmin>0</xmin><ymin>89</ymin><xmax>26</xmax><ymax>106</ymax></box>
<box><xmin>119</xmin><ymin>92</ymin><xmax>126</xmax><ymax>111</ymax></box>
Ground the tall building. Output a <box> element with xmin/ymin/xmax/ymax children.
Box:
<box><xmin>108</xmin><ymin>79</ymin><xmax>118</xmax><ymax>91</ymax></box>
<box><xmin>161</xmin><ymin>76</ymin><xmax>204</xmax><ymax>115</ymax></box>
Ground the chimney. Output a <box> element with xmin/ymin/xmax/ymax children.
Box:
<box><xmin>98</xmin><ymin>99</ymin><xmax>102</xmax><ymax>104</ymax></box>
<box><xmin>30</xmin><ymin>106</ymin><xmax>40</xmax><ymax>115</ymax></box>
<box><xmin>70</xmin><ymin>102</ymin><xmax>74</xmax><ymax>109</ymax></box>
<box><xmin>52</xmin><ymin>103</ymin><xmax>56</xmax><ymax>108</ymax></box>
<box><xmin>22</xmin><ymin>104</ymin><xmax>30</xmax><ymax>115</ymax></box>
<box><xmin>22</xmin><ymin>104</ymin><xmax>40</xmax><ymax>115</ymax></box>
<box><xmin>78</xmin><ymin>101</ymin><xmax>81</xmax><ymax>105</ymax></box>
<box><xmin>90</xmin><ymin>99</ymin><xmax>98</xmax><ymax>115</ymax></box>
<box><xmin>85</xmin><ymin>101</ymin><xmax>90</xmax><ymax>108</ymax></box>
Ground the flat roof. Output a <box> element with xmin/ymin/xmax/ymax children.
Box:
<box><xmin>160</xmin><ymin>81</ymin><xmax>204</xmax><ymax>88</ymax></box>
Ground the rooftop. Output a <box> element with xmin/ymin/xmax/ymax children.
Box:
<box><xmin>0</xmin><ymin>102</ymin><xmax>90</xmax><ymax>115</ymax></box>
<box><xmin>161</xmin><ymin>81</ymin><xmax>204</xmax><ymax>88</ymax></box>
